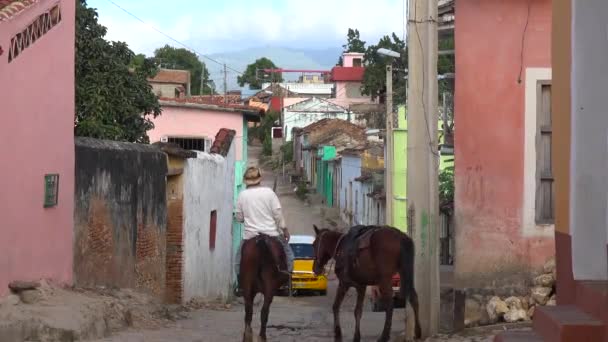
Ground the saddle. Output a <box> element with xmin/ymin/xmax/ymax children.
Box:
<box><xmin>252</xmin><ymin>234</ymin><xmax>288</xmax><ymax>273</ymax></box>
<box><xmin>335</xmin><ymin>226</ymin><xmax>382</xmax><ymax>279</ymax></box>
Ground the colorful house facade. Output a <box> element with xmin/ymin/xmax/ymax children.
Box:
<box><xmin>0</xmin><ymin>0</ymin><xmax>75</xmax><ymax>296</ymax></box>
<box><xmin>328</xmin><ymin>52</ymin><xmax>377</xmax><ymax>109</ymax></box>
<box><xmin>454</xmin><ymin>0</ymin><xmax>554</xmax><ymax>291</ymax></box>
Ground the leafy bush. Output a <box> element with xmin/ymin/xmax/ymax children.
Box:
<box><xmin>295</xmin><ymin>181</ymin><xmax>309</xmax><ymax>200</ymax></box>
<box><xmin>262</xmin><ymin>135</ymin><xmax>272</xmax><ymax>156</ymax></box>
<box><xmin>439</xmin><ymin>165</ymin><xmax>454</xmax><ymax>205</ymax></box>
<box><xmin>280</xmin><ymin>141</ymin><xmax>293</xmax><ymax>164</ymax></box>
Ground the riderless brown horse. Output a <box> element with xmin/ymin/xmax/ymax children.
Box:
<box><xmin>312</xmin><ymin>225</ymin><xmax>421</xmax><ymax>342</ymax></box>
<box><xmin>239</xmin><ymin>234</ymin><xmax>290</xmax><ymax>342</ymax></box>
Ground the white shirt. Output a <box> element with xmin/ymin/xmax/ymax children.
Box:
<box><xmin>235</xmin><ymin>186</ymin><xmax>286</xmax><ymax>240</ymax></box>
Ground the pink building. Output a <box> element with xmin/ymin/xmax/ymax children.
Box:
<box><xmin>0</xmin><ymin>0</ymin><xmax>75</xmax><ymax>296</ymax></box>
<box><xmin>329</xmin><ymin>52</ymin><xmax>376</xmax><ymax>109</ymax></box>
<box><xmin>150</xmin><ymin>99</ymin><xmax>262</xmax><ymax>162</ymax></box>
<box><xmin>454</xmin><ymin>0</ymin><xmax>554</xmax><ymax>290</ymax></box>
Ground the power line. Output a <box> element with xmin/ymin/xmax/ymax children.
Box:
<box><xmin>103</xmin><ymin>0</ymin><xmax>243</xmax><ymax>76</ymax></box>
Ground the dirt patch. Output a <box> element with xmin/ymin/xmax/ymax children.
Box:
<box><xmin>0</xmin><ymin>281</ymin><xmax>205</xmax><ymax>341</ymax></box>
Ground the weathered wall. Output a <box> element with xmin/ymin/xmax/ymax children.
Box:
<box><xmin>454</xmin><ymin>0</ymin><xmax>554</xmax><ymax>290</ymax></box>
<box><xmin>0</xmin><ymin>0</ymin><xmax>75</xmax><ymax>296</ymax></box>
<box><xmin>183</xmin><ymin>145</ymin><xmax>236</xmax><ymax>302</ymax></box>
<box><xmin>74</xmin><ymin>138</ymin><xmax>168</xmax><ymax>297</ymax></box>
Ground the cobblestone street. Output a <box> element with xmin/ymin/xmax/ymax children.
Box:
<box><xmin>89</xmin><ymin>145</ymin><xmax>529</xmax><ymax>342</ymax></box>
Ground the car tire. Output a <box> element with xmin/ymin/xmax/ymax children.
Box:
<box><xmin>318</xmin><ymin>290</ymin><xmax>327</xmax><ymax>296</ymax></box>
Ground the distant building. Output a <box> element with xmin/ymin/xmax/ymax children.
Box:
<box><xmin>298</xmin><ymin>74</ymin><xmax>325</xmax><ymax>84</ymax></box>
<box><xmin>328</xmin><ymin>52</ymin><xmax>377</xmax><ymax>109</ymax></box>
<box><xmin>261</xmin><ymin>82</ymin><xmax>334</xmax><ymax>99</ymax></box>
<box><xmin>148</xmin><ymin>69</ymin><xmax>191</xmax><ymax>98</ymax></box>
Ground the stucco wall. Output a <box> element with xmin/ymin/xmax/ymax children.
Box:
<box><xmin>149</xmin><ymin>106</ymin><xmax>245</xmax><ymax>161</ymax></box>
<box><xmin>0</xmin><ymin>0</ymin><xmax>75</xmax><ymax>296</ymax></box>
<box><xmin>74</xmin><ymin>138</ymin><xmax>168</xmax><ymax>296</ymax></box>
<box><xmin>151</xmin><ymin>83</ymin><xmax>180</xmax><ymax>98</ymax></box>
<box><xmin>454</xmin><ymin>0</ymin><xmax>554</xmax><ymax>289</ymax></box>
<box><xmin>339</xmin><ymin>155</ymin><xmax>363</xmax><ymax>225</ymax></box>
<box><xmin>183</xmin><ymin>145</ymin><xmax>236</xmax><ymax>302</ymax></box>
<box><xmin>570</xmin><ymin>0</ymin><xmax>608</xmax><ymax>281</ymax></box>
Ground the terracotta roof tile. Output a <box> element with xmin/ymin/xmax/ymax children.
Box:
<box><xmin>190</xmin><ymin>94</ymin><xmax>242</xmax><ymax>105</ymax></box>
<box><xmin>148</xmin><ymin>69</ymin><xmax>190</xmax><ymax>85</ymax></box>
<box><xmin>210</xmin><ymin>128</ymin><xmax>236</xmax><ymax>157</ymax></box>
<box><xmin>0</xmin><ymin>0</ymin><xmax>37</xmax><ymax>21</ymax></box>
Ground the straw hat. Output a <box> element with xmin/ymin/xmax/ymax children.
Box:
<box><xmin>244</xmin><ymin>166</ymin><xmax>262</xmax><ymax>186</ymax></box>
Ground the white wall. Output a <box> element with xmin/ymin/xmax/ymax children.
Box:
<box><xmin>570</xmin><ymin>0</ymin><xmax>608</xmax><ymax>281</ymax></box>
<box><xmin>283</xmin><ymin>111</ymin><xmax>350</xmax><ymax>141</ymax></box>
<box><xmin>183</xmin><ymin>143</ymin><xmax>236</xmax><ymax>301</ymax></box>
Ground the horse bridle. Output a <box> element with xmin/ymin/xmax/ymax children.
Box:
<box><xmin>315</xmin><ymin>230</ymin><xmax>343</xmax><ymax>277</ymax></box>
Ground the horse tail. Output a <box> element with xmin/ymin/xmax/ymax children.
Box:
<box><xmin>399</xmin><ymin>234</ymin><xmax>415</xmax><ymax>306</ymax></box>
<box><xmin>400</xmin><ymin>234</ymin><xmax>421</xmax><ymax>338</ymax></box>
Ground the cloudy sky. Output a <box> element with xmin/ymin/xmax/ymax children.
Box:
<box><xmin>88</xmin><ymin>0</ymin><xmax>407</xmax><ymax>56</ymax></box>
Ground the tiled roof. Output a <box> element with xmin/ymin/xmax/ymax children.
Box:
<box><xmin>148</xmin><ymin>69</ymin><xmax>190</xmax><ymax>85</ymax></box>
<box><xmin>330</xmin><ymin>67</ymin><xmax>365</xmax><ymax>82</ymax></box>
<box><xmin>159</xmin><ymin>98</ymin><xmax>262</xmax><ymax>122</ymax></box>
<box><xmin>210</xmin><ymin>128</ymin><xmax>236</xmax><ymax>157</ymax></box>
<box><xmin>0</xmin><ymin>0</ymin><xmax>37</xmax><ymax>21</ymax></box>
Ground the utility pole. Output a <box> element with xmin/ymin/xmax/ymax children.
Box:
<box><xmin>407</xmin><ymin>0</ymin><xmax>440</xmax><ymax>338</ymax></box>
<box><xmin>223</xmin><ymin>63</ymin><xmax>228</xmax><ymax>104</ymax></box>
<box><xmin>385</xmin><ymin>64</ymin><xmax>394</xmax><ymax>226</ymax></box>
<box><xmin>201</xmin><ymin>69</ymin><xmax>207</xmax><ymax>96</ymax></box>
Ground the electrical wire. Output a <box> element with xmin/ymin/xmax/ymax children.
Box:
<box><xmin>103</xmin><ymin>0</ymin><xmax>243</xmax><ymax>76</ymax></box>
<box><xmin>517</xmin><ymin>0</ymin><xmax>533</xmax><ymax>84</ymax></box>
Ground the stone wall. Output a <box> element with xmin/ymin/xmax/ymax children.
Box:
<box><xmin>464</xmin><ymin>258</ymin><xmax>556</xmax><ymax>327</ymax></box>
<box><xmin>74</xmin><ymin>138</ymin><xmax>168</xmax><ymax>297</ymax></box>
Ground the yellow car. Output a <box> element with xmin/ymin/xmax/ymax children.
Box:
<box><xmin>289</xmin><ymin>235</ymin><xmax>328</xmax><ymax>295</ymax></box>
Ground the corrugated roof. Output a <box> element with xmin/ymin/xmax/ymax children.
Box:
<box><xmin>0</xmin><ymin>0</ymin><xmax>37</xmax><ymax>21</ymax></box>
<box><xmin>330</xmin><ymin>66</ymin><xmax>365</xmax><ymax>82</ymax></box>
<box><xmin>148</xmin><ymin>69</ymin><xmax>190</xmax><ymax>85</ymax></box>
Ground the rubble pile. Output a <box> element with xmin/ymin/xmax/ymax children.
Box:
<box><xmin>465</xmin><ymin>258</ymin><xmax>556</xmax><ymax>327</ymax></box>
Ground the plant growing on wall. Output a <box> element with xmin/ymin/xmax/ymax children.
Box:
<box><xmin>439</xmin><ymin>164</ymin><xmax>454</xmax><ymax>215</ymax></box>
<box><xmin>75</xmin><ymin>0</ymin><xmax>161</xmax><ymax>143</ymax></box>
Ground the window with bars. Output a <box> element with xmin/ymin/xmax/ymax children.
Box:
<box><xmin>535</xmin><ymin>82</ymin><xmax>554</xmax><ymax>224</ymax></box>
<box><xmin>167</xmin><ymin>137</ymin><xmax>211</xmax><ymax>152</ymax></box>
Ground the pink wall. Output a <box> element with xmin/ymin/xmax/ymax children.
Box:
<box><xmin>149</xmin><ymin>105</ymin><xmax>245</xmax><ymax>160</ymax></box>
<box><xmin>0</xmin><ymin>0</ymin><xmax>75</xmax><ymax>296</ymax></box>
<box><xmin>343</xmin><ymin>52</ymin><xmax>364</xmax><ymax>67</ymax></box>
<box><xmin>330</xmin><ymin>81</ymin><xmax>375</xmax><ymax>108</ymax></box>
<box><xmin>454</xmin><ymin>0</ymin><xmax>554</xmax><ymax>288</ymax></box>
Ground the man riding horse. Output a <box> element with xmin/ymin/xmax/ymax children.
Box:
<box><xmin>234</xmin><ymin>166</ymin><xmax>294</xmax><ymax>296</ymax></box>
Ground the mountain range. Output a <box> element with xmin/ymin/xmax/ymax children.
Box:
<box><xmin>205</xmin><ymin>46</ymin><xmax>342</xmax><ymax>96</ymax></box>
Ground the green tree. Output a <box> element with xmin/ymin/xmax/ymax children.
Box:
<box><xmin>75</xmin><ymin>0</ymin><xmax>161</xmax><ymax>143</ymax></box>
<box><xmin>154</xmin><ymin>45</ymin><xmax>212</xmax><ymax>95</ymax></box>
<box><xmin>238</xmin><ymin>58</ymin><xmax>283</xmax><ymax>90</ymax></box>
<box><xmin>362</xmin><ymin>33</ymin><xmax>408</xmax><ymax>105</ymax></box>
<box><xmin>337</xmin><ymin>28</ymin><xmax>366</xmax><ymax>66</ymax></box>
